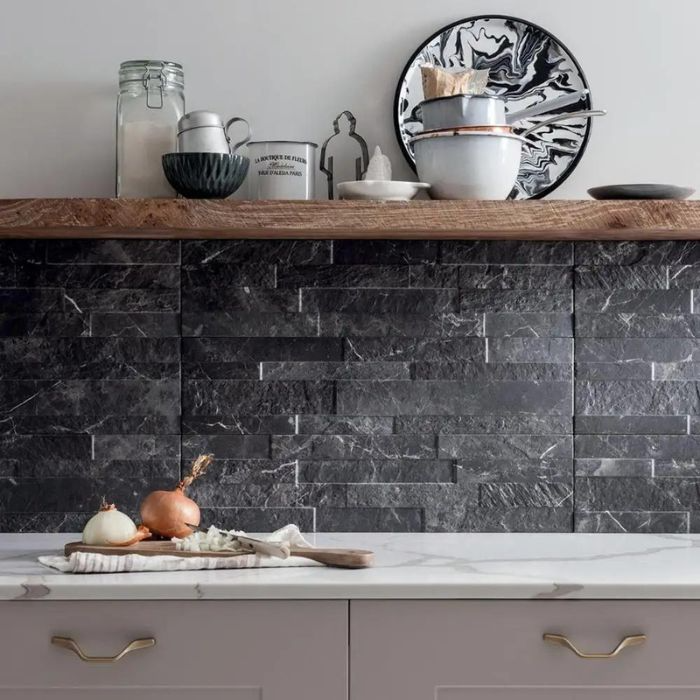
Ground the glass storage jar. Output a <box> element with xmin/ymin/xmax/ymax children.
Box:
<box><xmin>117</xmin><ymin>60</ymin><xmax>185</xmax><ymax>197</ymax></box>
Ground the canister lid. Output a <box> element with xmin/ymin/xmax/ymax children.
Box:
<box><xmin>178</xmin><ymin>110</ymin><xmax>224</xmax><ymax>133</ymax></box>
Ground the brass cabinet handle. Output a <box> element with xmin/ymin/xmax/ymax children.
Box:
<box><xmin>51</xmin><ymin>636</ymin><xmax>156</xmax><ymax>664</ymax></box>
<box><xmin>543</xmin><ymin>633</ymin><xmax>646</xmax><ymax>659</ymax></box>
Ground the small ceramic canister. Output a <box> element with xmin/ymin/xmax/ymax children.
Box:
<box><xmin>246</xmin><ymin>140</ymin><xmax>317</xmax><ymax>200</ymax></box>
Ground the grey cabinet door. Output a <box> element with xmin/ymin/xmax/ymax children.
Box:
<box><xmin>0</xmin><ymin>600</ymin><xmax>348</xmax><ymax>700</ymax></box>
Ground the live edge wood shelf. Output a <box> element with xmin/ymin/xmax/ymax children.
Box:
<box><xmin>0</xmin><ymin>198</ymin><xmax>699</xmax><ymax>239</ymax></box>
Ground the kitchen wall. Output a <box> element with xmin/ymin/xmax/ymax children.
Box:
<box><xmin>0</xmin><ymin>0</ymin><xmax>698</xmax><ymax>198</ymax></box>
<box><xmin>2</xmin><ymin>239</ymin><xmax>700</xmax><ymax>533</ymax></box>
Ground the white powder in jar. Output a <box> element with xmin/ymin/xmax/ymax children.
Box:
<box><xmin>118</xmin><ymin>121</ymin><xmax>176</xmax><ymax>198</ymax></box>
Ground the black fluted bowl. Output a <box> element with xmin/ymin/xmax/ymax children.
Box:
<box><xmin>162</xmin><ymin>152</ymin><xmax>249</xmax><ymax>198</ymax></box>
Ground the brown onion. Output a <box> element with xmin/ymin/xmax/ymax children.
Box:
<box><xmin>140</xmin><ymin>454</ymin><xmax>213</xmax><ymax>538</ymax></box>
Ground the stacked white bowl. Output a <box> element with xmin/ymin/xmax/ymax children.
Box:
<box><xmin>412</xmin><ymin>95</ymin><xmax>524</xmax><ymax>200</ymax></box>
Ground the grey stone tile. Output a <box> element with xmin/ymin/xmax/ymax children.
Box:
<box><xmin>182</xmin><ymin>312</ymin><xmax>318</xmax><ymax>338</ymax></box>
<box><xmin>0</xmin><ymin>289</ymin><xmax>65</xmax><ymax>312</ymax></box>
<box><xmin>0</xmin><ymin>475</ymin><xmax>162</xmax><ymax>511</ymax></box>
<box><xmin>346</xmin><ymin>482</ymin><xmax>478</xmax><ymax>509</ymax></box>
<box><xmin>183</xmin><ymin>288</ymin><xmax>299</xmax><ymax>314</ymax></box>
<box><xmin>576</xmin><ymin>511</ymin><xmax>689</xmax><ymax>533</ymax></box>
<box><xmin>92</xmin><ymin>312</ymin><xmax>180</xmax><ymax>338</ymax></box>
<box><xmin>260</xmin><ymin>361</ymin><xmax>411</xmax><ymax>380</ymax></box>
<box><xmin>575</xmin><ymin>266</ymin><xmax>667</xmax><ymax>289</ymax></box>
<box><xmin>576</xmin><ymin>313</ymin><xmax>700</xmax><ymax>338</ymax></box>
<box><xmin>439</xmin><ymin>435</ymin><xmax>572</xmax><ymax>460</ymax></box>
<box><xmin>182</xmin><ymin>263</ymin><xmax>276</xmax><ymax>288</ymax></box>
<box><xmin>575</xmin><ymin>362</ymin><xmax>652</xmax><ymax>380</ymax></box>
<box><xmin>337</xmin><ymin>380</ymin><xmax>572</xmax><ymax>416</ymax></box>
<box><xmin>575</xmin><ymin>338</ymin><xmax>700</xmax><ymax>363</ymax></box>
<box><xmin>296</xmin><ymin>416</ymin><xmax>394</xmax><ymax>435</ymax></box>
<box><xmin>654</xmin><ymin>460</ymin><xmax>700</xmax><ymax>477</ymax></box>
<box><xmin>460</xmin><ymin>290</ymin><xmax>572</xmax><ymax>312</ymax></box>
<box><xmin>426</xmin><ymin>506</ymin><xmax>572</xmax><ymax>532</ymax></box>
<box><xmin>271</xmin><ymin>434</ymin><xmax>437</xmax><ymax>460</ymax></box>
<box><xmin>182</xmin><ymin>362</ymin><xmax>261</xmax><ymax>379</ymax></box>
<box><xmin>17</xmin><ymin>264</ymin><xmax>179</xmax><ymax>289</ymax></box>
<box><xmin>0</xmin><ymin>414</ymin><xmax>178</xmax><ymax>436</ymax></box>
<box><xmin>487</xmin><ymin>338</ymin><xmax>572</xmax><ymax>363</ymax></box>
<box><xmin>182</xmin><ymin>240</ymin><xmax>331</xmax><ymax>265</ymax></box>
<box><xmin>198</xmin><ymin>507</ymin><xmax>316</xmax><ymax>532</ymax></box>
<box><xmin>302</xmin><ymin>288</ymin><xmax>457</xmax><ymax>314</ymax></box>
<box><xmin>459</xmin><ymin>265</ymin><xmax>572</xmax><ymax>290</ymax></box>
<box><xmin>456</xmin><ymin>458</ymin><xmax>572</xmax><ymax>484</ymax></box>
<box><xmin>575</xmin><ymin>434</ymin><xmax>700</xmax><ymax>459</ymax></box>
<box><xmin>669</xmin><ymin>265</ymin><xmax>700</xmax><ymax>288</ymax></box>
<box><xmin>654</xmin><ymin>363</ymin><xmax>700</xmax><ymax>380</ymax></box>
<box><xmin>298</xmin><ymin>459</ymin><xmax>454</xmax><ymax>483</ymax></box>
<box><xmin>344</xmin><ymin>337</ymin><xmax>485</xmax><ymax>362</ymax></box>
<box><xmin>413</xmin><ymin>362</ymin><xmax>572</xmax><ymax>381</ymax></box>
<box><xmin>574</xmin><ymin>458</ymin><xmax>653</xmax><ymax>477</ymax></box>
<box><xmin>479</xmin><ymin>482</ymin><xmax>572</xmax><ymax>508</ymax></box>
<box><xmin>319</xmin><ymin>312</ymin><xmax>482</xmax><ymax>338</ymax></box>
<box><xmin>332</xmin><ymin>240</ymin><xmax>438</xmax><ymax>264</ymax></box>
<box><xmin>485</xmin><ymin>313</ymin><xmax>572</xmax><ymax>337</ymax></box>
<box><xmin>395</xmin><ymin>414</ymin><xmax>571</xmax><ymax>435</ymax></box>
<box><xmin>575</xmin><ymin>241</ymin><xmax>700</xmax><ymax>266</ymax></box>
<box><xmin>0</xmin><ymin>313</ymin><xmax>89</xmax><ymax>337</ymax></box>
<box><xmin>191</xmin><ymin>460</ymin><xmax>296</xmax><ymax>483</ymax></box>
<box><xmin>10</xmin><ymin>458</ymin><xmax>178</xmax><ymax>479</ymax></box>
<box><xmin>576</xmin><ymin>380</ymin><xmax>700</xmax><ymax>415</ymax></box>
<box><xmin>576</xmin><ymin>477</ymin><xmax>700</xmax><ymax>511</ymax></box>
<box><xmin>183</xmin><ymin>380</ymin><xmax>334</xmax><ymax>415</ymax></box>
<box><xmin>315</xmin><ymin>507</ymin><xmax>423</xmax><ymax>532</ymax></box>
<box><xmin>277</xmin><ymin>265</ymin><xmax>408</xmax><ymax>288</ymax></box>
<box><xmin>181</xmin><ymin>434</ymin><xmax>270</xmax><ymax>459</ymax></box>
<box><xmin>182</xmin><ymin>415</ymin><xmax>295</xmax><ymax>435</ymax></box>
<box><xmin>409</xmin><ymin>265</ymin><xmax>459</xmax><ymax>288</ymax></box>
<box><xmin>190</xmin><ymin>483</ymin><xmax>301</xmax><ymax>508</ymax></box>
<box><xmin>46</xmin><ymin>241</ymin><xmax>180</xmax><ymax>265</ymax></box>
<box><xmin>574</xmin><ymin>415</ymin><xmax>688</xmax><ymax>435</ymax></box>
<box><xmin>443</xmin><ymin>241</ymin><xmax>572</xmax><ymax>265</ymax></box>
<box><xmin>0</xmin><ymin>512</ymin><xmax>97</xmax><ymax>533</ymax></box>
<box><xmin>93</xmin><ymin>435</ymin><xmax>180</xmax><ymax>460</ymax></box>
<box><xmin>183</xmin><ymin>337</ymin><xmax>342</xmax><ymax>362</ymax></box>
<box><xmin>62</xmin><ymin>289</ymin><xmax>180</xmax><ymax>313</ymax></box>
<box><xmin>0</xmin><ymin>379</ymin><xmax>180</xmax><ymax>416</ymax></box>
<box><xmin>574</xmin><ymin>289</ymin><xmax>691</xmax><ymax>314</ymax></box>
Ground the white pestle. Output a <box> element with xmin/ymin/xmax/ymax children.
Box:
<box><xmin>364</xmin><ymin>146</ymin><xmax>392</xmax><ymax>181</ymax></box>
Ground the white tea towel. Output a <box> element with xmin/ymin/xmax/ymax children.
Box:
<box><xmin>39</xmin><ymin>525</ymin><xmax>322</xmax><ymax>574</ymax></box>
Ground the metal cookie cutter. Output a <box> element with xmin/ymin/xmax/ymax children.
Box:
<box><xmin>319</xmin><ymin>110</ymin><xmax>370</xmax><ymax>200</ymax></box>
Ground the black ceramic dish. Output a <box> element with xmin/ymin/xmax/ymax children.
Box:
<box><xmin>588</xmin><ymin>184</ymin><xmax>695</xmax><ymax>200</ymax></box>
<box><xmin>162</xmin><ymin>152</ymin><xmax>249</xmax><ymax>198</ymax></box>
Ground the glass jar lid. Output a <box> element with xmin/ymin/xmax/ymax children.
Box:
<box><xmin>119</xmin><ymin>60</ymin><xmax>184</xmax><ymax>90</ymax></box>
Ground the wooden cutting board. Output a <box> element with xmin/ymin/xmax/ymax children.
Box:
<box><xmin>64</xmin><ymin>541</ymin><xmax>374</xmax><ymax>569</ymax></box>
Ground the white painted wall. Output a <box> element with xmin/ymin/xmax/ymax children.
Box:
<box><xmin>0</xmin><ymin>0</ymin><xmax>693</xmax><ymax>198</ymax></box>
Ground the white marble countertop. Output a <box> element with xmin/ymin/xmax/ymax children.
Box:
<box><xmin>2</xmin><ymin>532</ymin><xmax>700</xmax><ymax>600</ymax></box>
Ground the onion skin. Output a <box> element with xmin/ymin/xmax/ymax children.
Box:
<box><xmin>140</xmin><ymin>486</ymin><xmax>201</xmax><ymax>539</ymax></box>
<box><xmin>139</xmin><ymin>454</ymin><xmax>213</xmax><ymax>539</ymax></box>
<box><xmin>110</xmin><ymin>524</ymin><xmax>152</xmax><ymax>547</ymax></box>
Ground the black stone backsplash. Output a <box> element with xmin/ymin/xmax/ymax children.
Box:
<box><xmin>2</xmin><ymin>239</ymin><xmax>700</xmax><ymax>533</ymax></box>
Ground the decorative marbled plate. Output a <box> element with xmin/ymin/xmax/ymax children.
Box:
<box><xmin>394</xmin><ymin>15</ymin><xmax>592</xmax><ymax>199</ymax></box>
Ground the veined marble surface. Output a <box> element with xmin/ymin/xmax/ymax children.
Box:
<box><xmin>1</xmin><ymin>532</ymin><xmax>700</xmax><ymax>601</ymax></box>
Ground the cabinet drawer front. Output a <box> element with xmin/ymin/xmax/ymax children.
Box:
<box><xmin>0</xmin><ymin>600</ymin><xmax>347</xmax><ymax>700</ymax></box>
<box><xmin>351</xmin><ymin>600</ymin><xmax>700</xmax><ymax>700</ymax></box>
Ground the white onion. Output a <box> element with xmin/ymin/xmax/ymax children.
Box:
<box><xmin>82</xmin><ymin>501</ymin><xmax>138</xmax><ymax>546</ymax></box>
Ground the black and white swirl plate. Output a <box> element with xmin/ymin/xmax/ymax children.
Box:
<box><xmin>394</xmin><ymin>15</ymin><xmax>593</xmax><ymax>199</ymax></box>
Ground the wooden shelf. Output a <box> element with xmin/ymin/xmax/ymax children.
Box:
<box><xmin>0</xmin><ymin>198</ymin><xmax>699</xmax><ymax>239</ymax></box>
